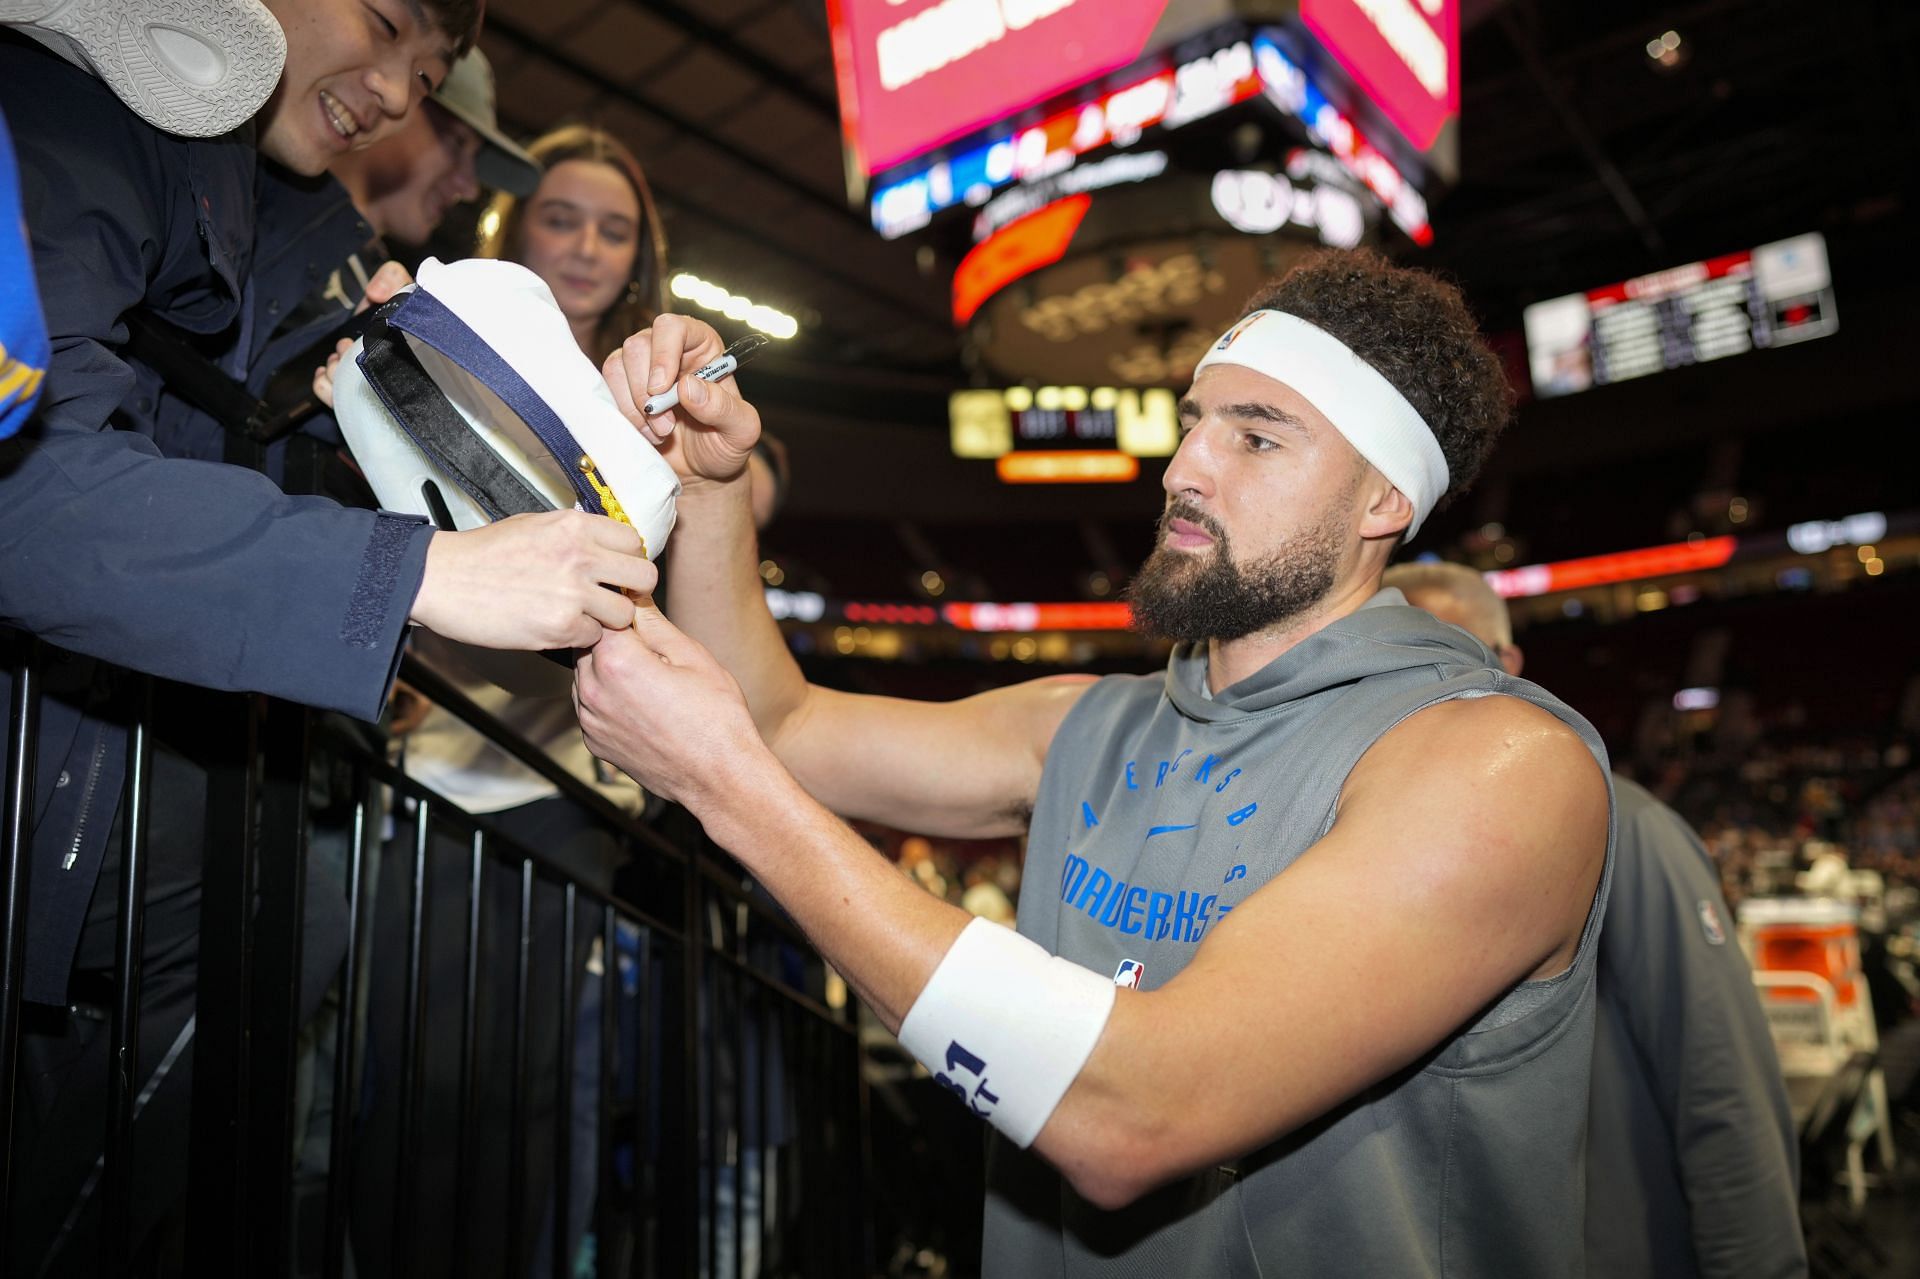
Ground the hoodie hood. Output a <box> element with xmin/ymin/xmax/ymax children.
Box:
<box><xmin>1163</xmin><ymin>587</ymin><xmax>1500</xmax><ymax>723</ymax></box>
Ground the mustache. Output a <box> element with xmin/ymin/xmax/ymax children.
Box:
<box><xmin>1159</xmin><ymin>500</ymin><xmax>1225</xmax><ymax>542</ymax></box>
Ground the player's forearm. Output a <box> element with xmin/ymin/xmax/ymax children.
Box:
<box><xmin>666</xmin><ymin>478</ymin><xmax>812</xmax><ymax>742</ymax></box>
<box><xmin>701</xmin><ymin>753</ymin><xmax>1217</xmax><ymax>1207</ymax></box>
<box><xmin>695</xmin><ymin>753</ymin><xmax>970</xmax><ymax>1028</ymax></box>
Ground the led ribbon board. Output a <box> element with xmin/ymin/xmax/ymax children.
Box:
<box><xmin>873</xmin><ymin>34</ymin><xmax>1431</xmax><ymax>246</ymax></box>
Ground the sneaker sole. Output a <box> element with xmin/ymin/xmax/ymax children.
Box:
<box><xmin>0</xmin><ymin>0</ymin><xmax>286</xmax><ymax>137</ymax></box>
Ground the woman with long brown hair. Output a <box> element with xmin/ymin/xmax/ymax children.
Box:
<box><xmin>475</xmin><ymin>124</ymin><xmax>668</xmax><ymax>359</ymax></box>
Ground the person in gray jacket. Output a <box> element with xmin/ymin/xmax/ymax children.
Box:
<box><xmin>1386</xmin><ymin>559</ymin><xmax>1806</xmax><ymax>1278</ymax></box>
<box><xmin>574</xmin><ymin>249</ymin><xmax>1619</xmax><ymax>1275</ymax></box>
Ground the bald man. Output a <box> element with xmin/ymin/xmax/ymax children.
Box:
<box><xmin>1385</xmin><ymin>560</ymin><xmax>1807</xmax><ymax>1279</ymax></box>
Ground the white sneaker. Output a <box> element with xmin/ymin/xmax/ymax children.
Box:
<box><xmin>334</xmin><ymin>258</ymin><xmax>681</xmax><ymax>560</ymax></box>
<box><xmin>1</xmin><ymin>0</ymin><xmax>286</xmax><ymax>138</ymax></box>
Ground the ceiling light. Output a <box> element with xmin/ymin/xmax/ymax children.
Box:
<box><xmin>669</xmin><ymin>272</ymin><xmax>799</xmax><ymax>339</ymax></box>
<box><xmin>1645</xmin><ymin>29</ymin><xmax>1688</xmax><ymax>71</ymax></box>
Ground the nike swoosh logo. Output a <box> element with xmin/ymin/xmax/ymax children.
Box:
<box><xmin>1146</xmin><ymin>823</ymin><xmax>1198</xmax><ymax>838</ymax></box>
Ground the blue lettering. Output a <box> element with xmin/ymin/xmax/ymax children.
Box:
<box><xmin>1227</xmin><ymin>803</ymin><xmax>1258</xmax><ymax>826</ymax></box>
<box><xmin>1100</xmin><ymin>881</ymin><xmax>1132</xmax><ymax>928</ymax></box>
<box><xmin>1213</xmin><ymin>768</ymin><xmax>1242</xmax><ymax>794</ymax></box>
<box><xmin>1194</xmin><ymin>753</ymin><xmax>1221</xmax><ymax>784</ymax></box>
<box><xmin>1155</xmin><ymin>761</ymin><xmax>1171</xmax><ymax>788</ymax></box>
<box><xmin>1125</xmin><ymin>762</ymin><xmax>1139</xmax><ymax>790</ymax></box>
<box><xmin>1119</xmin><ymin>886</ymin><xmax>1148</xmax><ymax>935</ymax></box>
<box><xmin>1223</xmin><ymin>864</ymin><xmax>1247</xmax><ymax>884</ymax></box>
<box><xmin>1075</xmin><ymin>868</ymin><xmax>1112</xmax><ymax>915</ymax></box>
<box><xmin>1171</xmin><ymin>748</ymin><xmax>1192</xmax><ymax>773</ymax></box>
<box><xmin>1173</xmin><ymin>890</ymin><xmax>1199</xmax><ymax>940</ymax></box>
<box><xmin>1060</xmin><ymin>854</ymin><xmax>1088</xmax><ymax>901</ymax></box>
<box><xmin>1081</xmin><ymin>801</ymin><xmax>1100</xmax><ymax>829</ymax></box>
<box><xmin>1190</xmin><ymin>893</ymin><xmax>1218</xmax><ymax>942</ymax></box>
<box><xmin>935</xmin><ymin>1039</ymin><xmax>991</xmax><ymax>1114</ymax></box>
<box><xmin>1146</xmin><ymin>891</ymin><xmax>1173</xmax><ymax>940</ymax></box>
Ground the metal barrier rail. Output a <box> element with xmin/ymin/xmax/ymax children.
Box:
<box><xmin>1</xmin><ymin>632</ymin><xmax>870</xmax><ymax>1277</ymax></box>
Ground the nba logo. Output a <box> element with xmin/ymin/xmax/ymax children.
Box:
<box><xmin>1697</xmin><ymin>900</ymin><xmax>1727</xmax><ymax>946</ymax></box>
<box><xmin>1215</xmin><ymin>313</ymin><xmax>1264</xmax><ymax>351</ymax></box>
<box><xmin>1113</xmin><ymin>959</ymin><xmax>1145</xmax><ymax>989</ymax></box>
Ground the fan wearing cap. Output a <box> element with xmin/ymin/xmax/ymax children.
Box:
<box><xmin>332</xmin><ymin>47</ymin><xmax>539</xmax><ymax>249</ymax></box>
<box><xmin>581</xmin><ymin>249</ymin><xmax>1621</xmax><ymax>1274</ymax></box>
<box><xmin>247</xmin><ymin>48</ymin><xmax>537</xmax><ymax>442</ymax></box>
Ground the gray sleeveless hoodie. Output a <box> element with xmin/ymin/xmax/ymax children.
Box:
<box><xmin>981</xmin><ymin>590</ymin><xmax>1616</xmax><ymax>1277</ymax></box>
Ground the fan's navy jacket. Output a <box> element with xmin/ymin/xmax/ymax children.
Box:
<box><xmin>0</xmin><ymin>37</ymin><xmax>432</xmax><ymax>1004</ymax></box>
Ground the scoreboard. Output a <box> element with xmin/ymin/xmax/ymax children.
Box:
<box><xmin>950</xmin><ymin>385</ymin><xmax>1180</xmax><ymax>458</ymax></box>
<box><xmin>1523</xmin><ymin>233</ymin><xmax>1837</xmax><ymax>398</ymax></box>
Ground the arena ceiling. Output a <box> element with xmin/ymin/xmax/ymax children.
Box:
<box><xmin>474</xmin><ymin>0</ymin><xmax>1916</xmax><ymax>365</ymax></box>
<box><xmin>465</xmin><ymin>0</ymin><xmax>1920</xmax><ymax>597</ymax></box>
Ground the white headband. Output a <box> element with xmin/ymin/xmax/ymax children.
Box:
<box><xmin>1194</xmin><ymin>310</ymin><xmax>1450</xmax><ymax>539</ymax></box>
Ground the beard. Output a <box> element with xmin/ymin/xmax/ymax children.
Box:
<box><xmin>1125</xmin><ymin>499</ymin><xmax>1345</xmax><ymax>643</ymax></box>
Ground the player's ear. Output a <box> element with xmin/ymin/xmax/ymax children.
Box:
<box><xmin>1358</xmin><ymin>472</ymin><xmax>1414</xmax><ymax>541</ymax></box>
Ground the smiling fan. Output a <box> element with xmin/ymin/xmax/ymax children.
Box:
<box><xmin>332</xmin><ymin>256</ymin><xmax>679</xmax><ymax>558</ymax></box>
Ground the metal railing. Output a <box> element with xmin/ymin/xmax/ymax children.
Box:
<box><xmin>2</xmin><ymin>630</ymin><xmax>869</xmax><ymax>1277</ymax></box>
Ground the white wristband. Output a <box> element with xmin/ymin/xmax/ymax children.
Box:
<box><xmin>898</xmin><ymin>917</ymin><xmax>1117</xmax><ymax>1148</ymax></box>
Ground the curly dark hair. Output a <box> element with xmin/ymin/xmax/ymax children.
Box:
<box><xmin>1243</xmin><ymin>248</ymin><xmax>1511</xmax><ymax>510</ymax></box>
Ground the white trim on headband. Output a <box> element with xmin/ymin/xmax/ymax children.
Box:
<box><xmin>1194</xmin><ymin>310</ymin><xmax>1450</xmax><ymax>539</ymax></box>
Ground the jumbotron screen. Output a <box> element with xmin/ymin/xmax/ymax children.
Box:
<box><xmin>826</xmin><ymin>0</ymin><xmax>1205</xmax><ymax>179</ymax></box>
<box><xmin>1522</xmin><ymin>233</ymin><xmax>1838</xmax><ymax>398</ymax></box>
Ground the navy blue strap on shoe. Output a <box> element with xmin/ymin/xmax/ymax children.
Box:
<box><xmin>355</xmin><ymin>299</ymin><xmax>554</xmax><ymax>523</ymax></box>
<box><xmin>382</xmin><ymin>287</ymin><xmax>610</xmax><ymax>518</ymax></box>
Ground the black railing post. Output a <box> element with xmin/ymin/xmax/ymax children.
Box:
<box><xmin>732</xmin><ymin>970</ymin><xmax>748</xmax><ymax>1279</ymax></box>
<box><xmin>394</xmin><ymin>797</ymin><xmax>433</xmax><ymax>1276</ymax></box>
<box><xmin>103</xmin><ymin>677</ymin><xmax>154</xmax><ymax>1270</ymax></box>
<box><xmin>595</xmin><ymin>903</ymin><xmax>615</xmax><ymax>1279</ymax></box>
<box><xmin>1</xmin><ymin>639</ymin><xmax>40</xmax><ymax>1223</ymax></box>
<box><xmin>188</xmin><ymin>691</ymin><xmax>261</xmax><ymax>1273</ymax></box>
<box><xmin>554</xmin><ymin>881</ymin><xmax>577</xmax><ymax>1279</ymax></box>
<box><xmin>755</xmin><ymin>988</ymin><xmax>773</xmax><ymax>1276</ymax></box>
<box><xmin>684</xmin><ymin>862</ymin><xmax>705</xmax><ymax>1278</ymax></box>
<box><xmin>508</xmin><ymin>857</ymin><xmax>534</xmax><ymax>1273</ymax></box>
<box><xmin>248</xmin><ymin>696</ymin><xmax>311</xmax><ymax>1273</ymax></box>
<box><xmin>455</xmin><ymin>829</ymin><xmax>485</xmax><ymax>1273</ymax></box>
<box><xmin>634</xmin><ymin>925</ymin><xmax>660</xmax><ymax>1279</ymax></box>
<box><xmin>856</xmin><ymin>1013</ymin><xmax>876</xmax><ymax>1276</ymax></box>
<box><xmin>324</xmin><ymin>766</ymin><xmax>375</xmax><ymax>1278</ymax></box>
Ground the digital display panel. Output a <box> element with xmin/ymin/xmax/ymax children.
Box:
<box><xmin>871</xmin><ymin>34</ymin><xmax>1432</xmax><ymax>246</ymax></box>
<box><xmin>950</xmin><ymin>385</ymin><xmax>1180</xmax><ymax>460</ymax></box>
<box><xmin>826</xmin><ymin>0</ymin><xmax>1180</xmax><ymax>179</ymax></box>
<box><xmin>871</xmin><ymin>40</ymin><xmax>1260</xmax><ymax>239</ymax></box>
<box><xmin>1299</xmin><ymin>0</ymin><xmax>1459</xmax><ymax>151</ymax></box>
<box><xmin>1523</xmin><ymin>233</ymin><xmax>1838</xmax><ymax>398</ymax></box>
